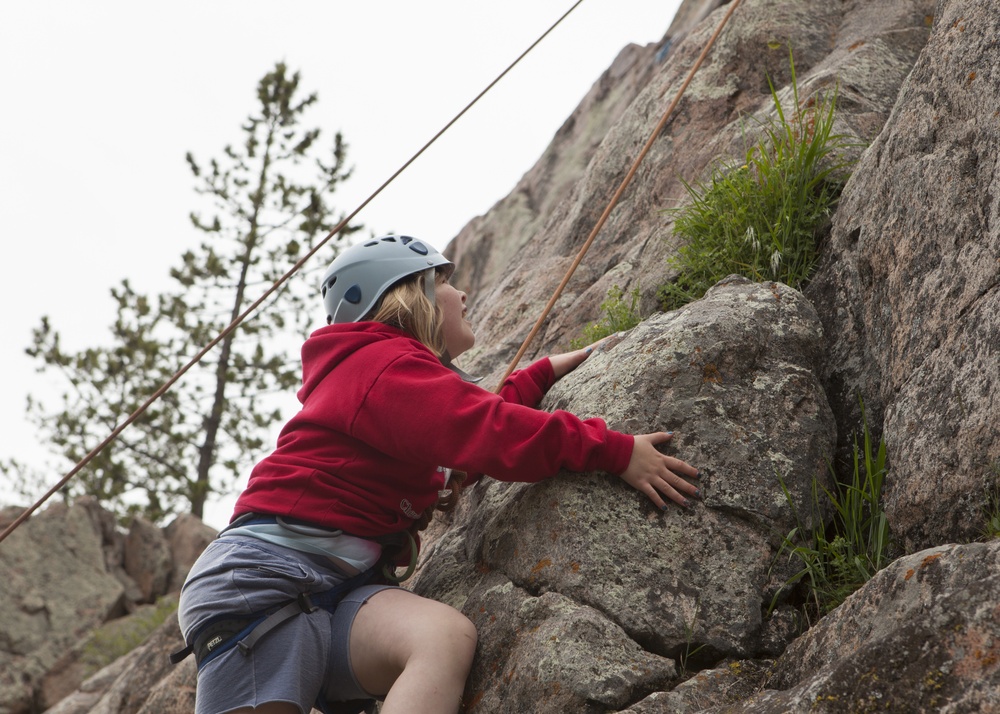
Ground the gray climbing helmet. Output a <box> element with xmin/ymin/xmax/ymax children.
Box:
<box><xmin>321</xmin><ymin>235</ymin><xmax>454</xmax><ymax>324</ymax></box>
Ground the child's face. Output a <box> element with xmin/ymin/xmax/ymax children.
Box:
<box><xmin>436</xmin><ymin>277</ymin><xmax>475</xmax><ymax>358</ymax></box>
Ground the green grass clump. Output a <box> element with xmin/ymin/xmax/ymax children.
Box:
<box><xmin>80</xmin><ymin>596</ymin><xmax>178</xmax><ymax>675</ymax></box>
<box><xmin>571</xmin><ymin>284</ymin><xmax>642</xmax><ymax>349</ymax></box>
<box><xmin>659</xmin><ymin>52</ymin><xmax>856</xmax><ymax>311</ymax></box>
<box><xmin>982</xmin><ymin>463</ymin><xmax>1000</xmax><ymax>541</ymax></box>
<box><xmin>772</xmin><ymin>399</ymin><xmax>891</xmax><ymax>617</ymax></box>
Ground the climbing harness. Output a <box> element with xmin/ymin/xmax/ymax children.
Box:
<box><xmin>168</xmin><ymin>565</ymin><xmax>379</xmax><ymax>669</ymax></box>
<box><xmin>167</xmin><ymin>513</ymin><xmax>414</xmax><ymax>714</ymax></box>
<box><xmin>495</xmin><ymin>0</ymin><xmax>743</xmax><ymax>388</ymax></box>
<box><xmin>0</xmin><ymin>0</ymin><xmax>586</xmax><ymax>546</ymax></box>
<box><xmin>169</xmin><ymin>511</ymin><xmax>418</xmax><ymax>668</ymax></box>
<box><xmin>169</xmin><ymin>555</ymin><xmax>382</xmax><ymax>714</ymax></box>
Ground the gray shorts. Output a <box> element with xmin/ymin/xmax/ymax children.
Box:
<box><xmin>178</xmin><ymin>535</ymin><xmax>399</xmax><ymax>714</ymax></box>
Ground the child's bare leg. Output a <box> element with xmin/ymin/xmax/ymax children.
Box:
<box><xmin>349</xmin><ymin>589</ymin><xmax>477</xmax><ymax>714</ymax></box>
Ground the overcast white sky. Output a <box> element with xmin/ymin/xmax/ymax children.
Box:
<box><xmin>0</xmin><ymin>1</ymin><xmax>682</xmax><ymax>528</ymax></box>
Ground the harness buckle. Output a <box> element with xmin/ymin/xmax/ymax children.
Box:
<box><xmin>298</xmin><ymin>591</ymin><xmax>318</xmax><ymax>614</ymax></box>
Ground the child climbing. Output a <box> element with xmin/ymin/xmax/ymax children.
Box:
<box><xmin>176</xmin><ymin>235</ymin><xmax>701</xmax><ymax>714</ymax></box>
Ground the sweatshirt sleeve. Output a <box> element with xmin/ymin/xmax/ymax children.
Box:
<box><xmin>497</xmin><ymin>358</ymin><xmax>555</xmax><ymax>407</ymax></box>
<box><xmin>349</xmin><ymin>350</ymin><xmax>633</xmax><ymax>483</ymax></box>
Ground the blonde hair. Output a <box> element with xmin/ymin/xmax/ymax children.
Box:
<box><xmin>367</xmin><ymin>270</ymin><xmax>447</xmax><ymax>357</ymax></box>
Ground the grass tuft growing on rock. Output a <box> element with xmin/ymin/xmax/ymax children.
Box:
<box><xmin>659</xmin><ymin>51</ymin><xmax>857</xmax><ymax>311</ymax></box>
<box><xmin>571</xmin><ymin>284</ymin><xmax>642</xmax><ymax>348</ymax></box>
<box><xmin>80</xmin><ymin>596</ymin><xmax>178</xmax><ymax>676</ymax></box>
<box><xmin>982</xmin><ymin>463</ymin><xmax>1000</xmax><ymax>541</ymax></box>
<box><xmin>772</xmin><ymin>398</ymin><xmax>891</xmax><ymax>617</ymax></box>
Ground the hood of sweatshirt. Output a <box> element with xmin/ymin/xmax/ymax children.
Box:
<box><xmin>297</xmin><ymin>322</ymin><xmax>430</xmax><ymax>404</ymax></box>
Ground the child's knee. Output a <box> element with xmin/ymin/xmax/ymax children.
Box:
<box><xmin>444</xmin><ymin>609</ymin><xmax>477</xmax><ymax>649</ymax></box>
<box><xmin>455</xmin><ymin>613</ymin><xmax>478</xmax><ymax>656</ymax></box>
<box><xmin>429</xmin><ymin>608</ymin><xmax>477</xmax><ymax>670</ymax></box>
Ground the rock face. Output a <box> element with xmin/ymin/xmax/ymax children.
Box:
<box><xmin>0</xmin><ymin>500</ymin><xmax>214</xmax><ymax>714</ymax></box>
<box><xmin>449</xmin><ymin>0</ymin><xmax>936</xmax><ymax>388</ymax></box>
<box><xmin>0</xmin><ymin>500</ymin><xmax>127</xmax><ymax>713</ymax></box>
<box><xmin>807</xmin><ymin>0</ymin><xmax>1000</xmax><ymax>552</ymax></box>
<box><xmin>721</xmin><ymin>542</ymin><xmax>1000</xmax><ymax>713</ymax></box>
<box><xmin>4</xmin><ymin>0</ymin><xmax>998</xmax><ymax>712</ymax></box>
<box><xmin>412</xmin><ymin>277</ymin><xmax>836</xmax><ymax>711</ymax></box>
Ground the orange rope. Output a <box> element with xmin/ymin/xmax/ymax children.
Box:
<box><xmin>0</xmin><ymin>1</ymin><xmax>587</xmax><ymax>545</ymax></box>
<box><xmin>495</xmin><ymin>0</ymin><xmax>742</xmax><ymax>390</ymax></box>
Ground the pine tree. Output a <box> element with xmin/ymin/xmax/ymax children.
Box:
<box><xmin>8</xmin><ymin>63</ymin><xmax>358</xmax><ymax>522</ymax></box>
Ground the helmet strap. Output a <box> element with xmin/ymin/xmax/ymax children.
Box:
<box><xmin>423</xmin><ymin>268</ymin><xmax>437</xmax><ymax>306</ymax></box>
<box><xmin>442</xmin><ymin>347</ymin><xmax>483</xmax><ymax>383</ymax></box>
<box><xmin>444</xmin><ymin>360</ymin><xmax>484</xmax><ymax>383</ymax></box>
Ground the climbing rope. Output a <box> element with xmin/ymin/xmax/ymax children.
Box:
<box><xmin>495</xmin><ymin>0</ymin><xmax>742</xmax><ymax>388</ymax></box>
<box><xmin>0</xmin><ymin>1</ymin><xmax>588</xmax><ymax>545</ymax></box>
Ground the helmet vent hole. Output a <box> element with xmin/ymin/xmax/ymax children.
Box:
<box><xmin>344</xmin><ymin>285</ymin><xmax>363</xmax><ymax>304</ymax></box>
<box><xmin>364</xmin><ymin>240</ymin><xmax>378</xmax><ymax>247</ymax></box>
<box><xmin>400</xmin><ymin>236</ymin><xmax>413</xmax><ymax>245</ymax></box>
<box><xmin>409</xmin><ymin>242</ymin><xmax>429</xmax><ymax>256</ymax></box>
<box><xmin>381</xmin><ymin>236</ymin><xmax>397</xmax><ymax>242</ymax></box>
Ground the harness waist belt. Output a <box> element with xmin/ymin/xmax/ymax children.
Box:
<box><xmin>170</xmin><ymin>566</ymin><xmax>379</xmax><ymax>669</ymax></box>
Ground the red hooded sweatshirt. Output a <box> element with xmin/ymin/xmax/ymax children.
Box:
<box><xmin>234</xmin><ymin>322</ymin><xmax>633</xmax><ymax>538</ymax></box>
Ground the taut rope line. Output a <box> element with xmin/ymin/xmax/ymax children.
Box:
<box><xmin>495</xmin><ymin>0</ymin><xmax>742</xmax><ymax>389</ymax></box>
<box><xmin>0</xmin><ymin>1</ymin><xmax>587</xmax><ymax>545</ymax></box>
